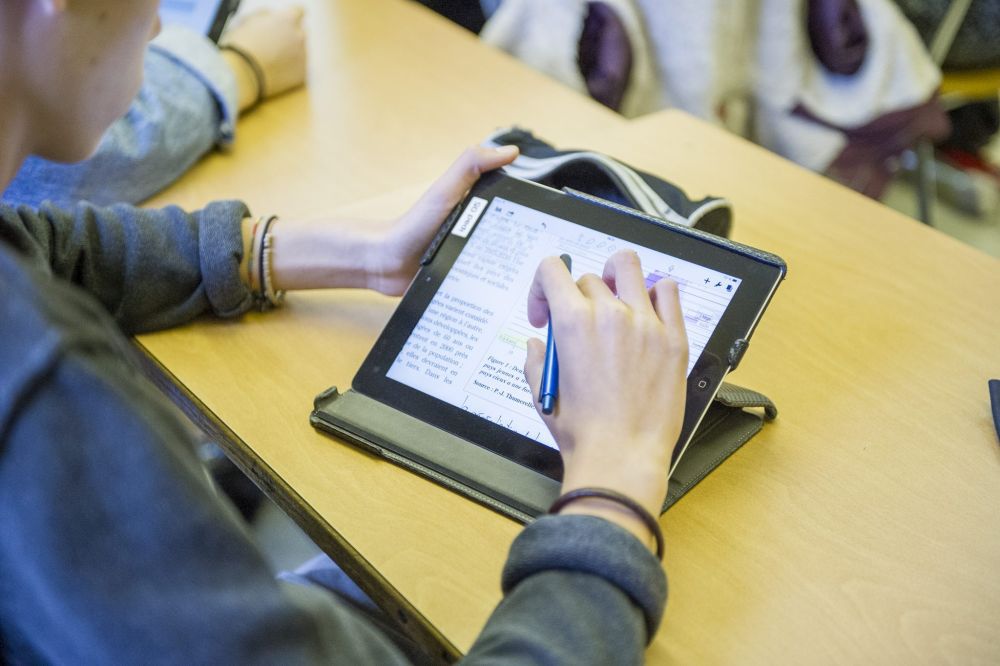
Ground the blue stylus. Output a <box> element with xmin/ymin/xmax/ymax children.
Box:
<box><xmin>540</xmin><ymin>254</ymin><xmax>572</xmax><ymax>414</ymax></box>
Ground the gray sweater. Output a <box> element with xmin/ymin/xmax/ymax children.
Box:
<box><xmin>0</xmin><ymin>201</ymin><xmax>666</xmax><ymax>664</ymax></box>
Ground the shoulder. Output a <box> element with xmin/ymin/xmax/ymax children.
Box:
<box><xmin>0</xmin><ymin>244</ymin><xmax>127</xmax><ymax>438</ymax></box>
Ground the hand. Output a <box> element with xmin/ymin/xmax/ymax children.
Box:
<box><xmin>523</xmin><ymin>251</ymin><xmax>688</xmax><ymax>545</ymax></box>
<box><xmin>263</xmin><ymin>145</ymin><xmax>517</xmax><ymax>294</ymax></box>
<box><xmin>364</xmin><ymin>145</ymin><xmax>519</xmax><ymax>296</ymax></box>
<box><xmin>221</xmin><ymin>7</ymin><xmax>307</xmax><ymax>111</ymax></box>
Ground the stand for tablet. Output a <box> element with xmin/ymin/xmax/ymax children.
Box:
<box><xmin>311</xmin><ymin>382</ymin><xmax>777</xmax><ymax>523</ymax></box>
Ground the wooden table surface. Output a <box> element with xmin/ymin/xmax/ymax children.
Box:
<box><xmin>141</xmin><ymin>2</ymin><xmax>1000</xmax><ymax>662</ymax></box>
<box><xmin>151</xmin><ymin>0</ymin><xmax>624</xmax><ymax>218</ymax></box>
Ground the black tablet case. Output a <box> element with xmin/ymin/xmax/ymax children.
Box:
<box><xmin>311</xmin><ymin>382</ymin><xmax>776</xmax><ymax>523</ymax></box>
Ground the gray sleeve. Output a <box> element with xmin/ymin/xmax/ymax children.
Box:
<box><xmin>0</xmin><ymin>200</ymin><xmax>253</xmax><ymax>333</ymax></box>
<box><xmin>462</xmin><ymin>515</ymin><xmax>667</xmax><ymax>665</ymax></box>
<box><xmin>0</xmin><ymin>333</ymin><xmax>411</xmax><ymax>665</ymax></box>
<box><xmin>1</xmin><ymin>27</ymin><xmax>237</xmax><ymax>209</ymax></box>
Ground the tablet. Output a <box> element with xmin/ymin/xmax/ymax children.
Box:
<box><xmin>333</xmin><ymin>173</ymin><xmax>785</xmax><ymax>490</ymax></box>
<box><xmin>159</xmin><ymin>0</ymin><xmax>239</xmax><ymax>42</ymax></box>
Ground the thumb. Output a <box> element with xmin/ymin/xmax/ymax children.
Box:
<box><xmin>523</xmin><ymin>337</ymin><xmax>546</xmax><ymax>407</ymax></box>
<box><xmin>418</xmin><ymin>145</ymin><xmax>519</xmax><ymax>213</ymax></box>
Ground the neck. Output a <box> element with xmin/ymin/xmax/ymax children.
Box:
<box><xmin>0</xmin><ymin>8</ymin><xmax>32</xmax><ymax>195</ymax></box>
<box><xmin>0</xmin><ymin>97</ymin><xmax>31</xmax><ymax>195</ymax></box>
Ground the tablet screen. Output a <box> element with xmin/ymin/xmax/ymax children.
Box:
<box><xmin>386</xmin><ymin>196</ymin><xmax>742</xmax><ymax>450</ymax></box>
<box><xmin>160</xmin><ymin>0</ymin><xmax>227</xmax><ymax>37</ymax></box>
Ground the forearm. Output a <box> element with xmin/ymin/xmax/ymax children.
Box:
<box><xmin>0</xmin><ymin>322</ymin><xmax>411</xmax><ymax>664</ymax></box>
<box><xmin>221</xmin><ymin>49</ymin><xmax>261</xmax><ymax>113</ymax></box>
<box><xmin>0</xmin><ymin>200</ymin><xmax>252</xmax><ymax>333</ymax></box>
<box><xmin>464</xmin><ymin>515</ymin><xmax>667</xmax><ymax>664</ymax></box>
<box><xmin>262</xmin><ymin>217</ymin><xmax>383</xmax><ymax>292</ymax></box>
<box><xmin>240</xmin><ymin>215</ymin><xmax>404</xmax><ymax>295</ymax></box>
<box><xmin>1</xmin><ymin>42</ymin><xmax>232</xmax><ymax>209</ymax></box>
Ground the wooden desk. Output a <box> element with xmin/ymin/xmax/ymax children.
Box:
<box><xmin>149</xmin><ymin>0</ymin><xmax>624</xmax><ymax>217</ymax></box>
<box><xmin>140</xmin><ymin>2</ymin><xmax>1000</xmax><ymax>662</ymax></box>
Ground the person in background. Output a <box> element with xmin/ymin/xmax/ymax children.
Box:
<box><xmin>2</xmin><ymin>6</ymin><xmax>307</xmax><ymax>209</ymax></box>
<box><xmin>0</xmin><ymin>0</ymin><xmax>687</xmax><ymax>662</ymax></box>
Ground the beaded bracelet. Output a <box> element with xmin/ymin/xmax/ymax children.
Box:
<box><xmin>250</xmin><ymin>215</ymin><xmax>285</xmax><ymax>311</ymax></box>
<box><xmin>549</xmin><ymin>487</ymin><xmax>664</xmax><ymax>560</ymax></box>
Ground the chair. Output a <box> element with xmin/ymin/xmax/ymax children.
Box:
<box><xmin>914</xmin><ymin>0</ymin><xmax>1000</xmax><ymax>224</ymax></box>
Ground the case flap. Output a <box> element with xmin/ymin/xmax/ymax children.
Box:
<box><xmin>312</xmin><ymin>382</ymin><xmax>776</xmax><ymax>523</ymax></box>
<box><xmin>665</xmin><ymin>383</ymin><xmax>775</xmax><ymax>510</ymax></box>
<box><xmin>311</xmin><ymin>387</ymin><xmax>558</xmax><ymax>523</ymax></box>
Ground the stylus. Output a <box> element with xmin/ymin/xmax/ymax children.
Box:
<box><xmin>990</xmin><ymin>379</ymin><xmax>1000</xmax><ymax>445</ymax></box>
<box><xmin>540</xmin><ymin>254</ymin><xmax>573</xmax><ymax>415</ymax></box>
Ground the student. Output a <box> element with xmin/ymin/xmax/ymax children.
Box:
<box><xmin>0</xmin><ymin>1</ymin><xmax>688</xmax><ymax>663</ymax></box>
<box><xmin>2</xmin><ymin>6</ymin><xmax>307</xmax><ymax>208</ymax></box>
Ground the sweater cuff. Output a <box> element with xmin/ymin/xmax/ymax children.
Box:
<box><xmin>502</xmin><ymin>514</ymin><xmax>667</xmax><ymax>642</ymax></box>
<box><xmin>149</xmin><ymin>26</ymin><xmax>239</xmax><ymax>146</ymax></box>
<box><xmin>197</xmin><ymin>200</ymin><xmax>253</xmax><ymax>317</ymax></box>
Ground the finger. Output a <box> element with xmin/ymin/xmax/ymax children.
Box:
<box><xmin>576</xmin><ymin>273</ymin><xmax>617</xmax><ymax>304</ymax></box>
<box><xmin>649</xmin><ymin>278</ymin><xmax>686</xmax><ymax>336</ymax></box>
<box><xmin>418</xmin><ymin>146</ymin><xmax>519</xmax><ymax>212</ymax></box>
<box><xmin>523</xmin><ymin>337</ymin><xmax>546</xmax><ymax>405</ymax></box>
<box><xmin>602</xmin><ymin>250</ymin><xmax>654</xmax><ymax>314</ymax></box>
<box><xmin>527</xmin><ymin>255</ymin><xmax>582</xmax><ymax>328</ymax></box>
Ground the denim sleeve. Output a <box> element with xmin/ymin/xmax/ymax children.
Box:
<box><xmin>0</xmin><ymin>200</ymin><xmax>252</xmax><ymax>333</ymax></box>
<box><xmin>1</xmin><ymin>26</ymin><xmax>237</xmax><ymax>209</ymax></box>
<box><xmin>462</xmin><ymin>515</ymin><xmax>667</xmax><ymax>665</ymax></box>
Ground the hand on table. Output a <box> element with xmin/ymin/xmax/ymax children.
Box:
<box><xmin>221</xmin><ymin>6</ymin><xmax>307</xmax><ymax>111</ymax></box>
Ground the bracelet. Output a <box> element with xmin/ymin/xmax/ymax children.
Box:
<box><xmin>548</xmin><ymin>487</ymin><xmax>664</xmax><ymax>560</ymax></box>
<box><xmin>250</xmin><ymin>215</ymin><xmax>285</xmax><ymax>311</ymax></box>
<box><xmin>220</xmin><ymin>43</ymin><xmax>266</xmax><ymax>112</ymax></box>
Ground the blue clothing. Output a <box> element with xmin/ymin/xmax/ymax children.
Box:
<box><xmin>0</xmin><ymin>200</ymin><xmax>667</xmax><ymax>663</ymax></box>
<box><xmin>2</xmin><ymin>27</ymin><xmax>238</xmax><ymax>209</ymax></box>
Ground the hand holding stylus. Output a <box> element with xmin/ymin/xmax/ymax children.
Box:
<box><xmin>524</xmin><ymin>250</ymin><xmax>688</xmax><ymax>546</ymax></box>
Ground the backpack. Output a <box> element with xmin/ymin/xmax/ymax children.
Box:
<box><xmin>483</xmin><ymin>126</ymin><xmax>734</xmax><ymax>238</ymax></box>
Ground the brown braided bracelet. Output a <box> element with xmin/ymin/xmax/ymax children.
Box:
<box><xmin>549</xmin><ymin>487</ymin><xmax>664</xmax><ymax>560</ymax></box>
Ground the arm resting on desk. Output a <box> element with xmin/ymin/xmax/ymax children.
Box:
<box><xmin>463</xmin><ymin>515</ymin><xmax>666</xmax><ymax>665</ymax></box>
<box><xmin>0</xmin><ymin>281</ymin><xmax>411</xmax><ymax>664</ymax></box>
<box><xmin>2</xmin><ymin>27</ymin><xmax>238</xmax><ymax>209</ymax></box>
<box><xmin>0</xmin><ymin>200</ymin><xmax>252</xmax><ymax>334</ymax></box>
<box><xmin>0</xmin><ymin>260</ymin><xmax>664</xmax><ymax>664</ymax></box>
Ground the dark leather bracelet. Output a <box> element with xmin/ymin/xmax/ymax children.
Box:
<box><xmin>220</xmin><ymin>43</ymin><xmax>266</xmax><ymax>112</ymax></box>
<box><xmin>549</xmin><ymin>487</ymin><xmax>664</xmax><ymax>560</ymax></box>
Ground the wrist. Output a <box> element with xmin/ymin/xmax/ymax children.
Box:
<box><xmin>561</xmin><ymin>473</ymin><xmax>667</xmax><ymax>522</ymax></box>
<box><xmin>560</xmin><ymin>441</ymin><xmax>669</xmax><ymax>518</ymax></box>
<box><xmin>267</xmin><ymin>219</ymin><xmax>376</xmax><ymax>291</ymax></box>
<box><xmin>361</xmin><ymin>232</ymin><xmax>414</xmax><ymax>296</ymax></box>
<box><xmin>220</xmin><ymin>47</ymin><xmax>264</xmax><ymax>112</ymax></box>
<box><xmin>550</xmin><ymin>489</ymin><xmax>665</xmax><ymax>559</ymax></box>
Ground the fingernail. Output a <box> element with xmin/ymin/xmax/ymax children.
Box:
<box><xmin>495</xmin><ymin>145</ymin><xmax>518</xmax><ymax>156</ymax></box>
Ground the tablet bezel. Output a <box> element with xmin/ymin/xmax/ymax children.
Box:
<box><xmin>352</xmin><ymin>172</ymin><xmax>785</xmax><ymax>482</ymax></box>
<box><xmin>159</xmin><ymin>0</ymin><xmax>239</xmax><ymax>42</ymax></box>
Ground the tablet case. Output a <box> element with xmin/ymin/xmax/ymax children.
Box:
<box><xmin>311</xmin><ymin>382</ymin><xmax>777</xmax><ymax>523</ymax></box>
<box><xmin>311</xmin><ymin>143</ymin><xmax>778</xmax><ymax>521</ymax></box>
